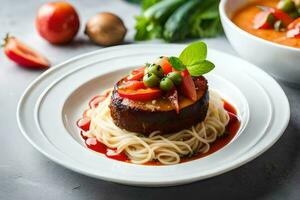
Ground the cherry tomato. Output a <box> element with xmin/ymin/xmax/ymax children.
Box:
<box><xmin>36</xmin><ymin>1</ymin><xmax>80</xmax><ymax>44</ymax></box>
<box><xmin>125</xmin><ymin>67</ymin><xmax>145</xmax><ymax>81</ymax></box>
<box><xmin>77</xmin><ymin>117</ymin><xmax>91</xmax><ymax>132</ymax></box>
<box><xmin>117</xmin><ymin>88</ymin><xmax>161</xmax><ymax>101</ymax></box>
<box><xmin>180</xmin><ymin>70</ymin><xmax>197</xmax><ymax>101</ymax></box>
<box><xmin>161</xmin><ymin>57</ymin><xmax>173</xmax><ymax>75</ymax></box>
<box><xmin>119</xmin><ymin>80</ymin><xmax>145</xmax><ymax>90</ymax></box>
<box><xmin>3</xmin><ymin>35</ymin><xmax>49</xmax><ymax>69</ymax></box>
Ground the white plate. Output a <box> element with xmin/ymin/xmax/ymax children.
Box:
<box><xmin>17</xmin><ymin>44</ymin><xmax>290</xmax><ymax>186</ymax></box>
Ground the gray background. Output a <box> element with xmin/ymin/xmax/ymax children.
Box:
<box><xmin>1</xmin><ymin>0</ymin><xmax>300</xmax><ymax>199</ymax></box>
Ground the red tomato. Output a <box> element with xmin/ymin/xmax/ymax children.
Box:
<box><xmin>77</xmin><ymin>117</ymin><xmax>91</xmax><ymax>132</ymax></box>
<box><xmin>119</xmin><ymin>80</ymin><xmax>145</xmax><ymax>90</ymax></box>
<box><xmin>161</xmin><ymin>57</ymin><xmax>173</xmax><ymax>75</ymax></box>
<box><xmin>254</xmin><ymin>11</ymin><xmax>274</xmax><ymax>29</ymax></box>
<box><xmin>36</xmin><ymin>1</ymin><xmax>80</xmax><ymax>44</ymax></box>
<box><xmin>288</xmin><ymin>17</ymin><xmax>300</xmax><ymax>30</ymax></box>
<box><xmin>180</xmin><ymin>70</ymin><xmax>197</xmax><ymax>101</ymax></box>
<box><xmin>126</xmin><ymin>67</ymin><xmax>145</xmax><ymax>81</ymax></box>
<box><xmin>118</xmin><ymin>88</ymin><xmax>161</xmax><ymax>101</ymax></box>
<box><xmin>3</xmin><ymin>35</ymin><xmax>49</xmax><ymax>69</ymax></box>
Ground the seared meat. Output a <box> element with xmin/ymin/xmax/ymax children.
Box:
<box><xmin>109</xmin><ymin>76</ymin><xmax>209</xmax><ymax>135</ymax></box>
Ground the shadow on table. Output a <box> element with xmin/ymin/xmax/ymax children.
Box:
<box><xmin>50</xmin><ymin>37</ymin><xmax>134</xmax><ymax>49</ymax></box>
<box><xmin>56</xmin><ymin>118</ymin><xmax>299</xmax><ymax>200</ymax></box>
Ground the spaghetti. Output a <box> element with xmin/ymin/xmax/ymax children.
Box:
<box><xmin>82</xmin><ymin>90</ymin><xmax>230</xmax><ymax>165</ymax></box>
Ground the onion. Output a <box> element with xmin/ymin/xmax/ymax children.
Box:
<box><xmin>85</xmin><ymin>12</ymin><xmax>127</xmax><ymax>46</ymax></box>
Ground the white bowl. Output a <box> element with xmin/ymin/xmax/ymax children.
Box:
<box><xmin>219</xmin><ymin>0</ymin><xmax>300</xmax><ymax>84</ymax></box>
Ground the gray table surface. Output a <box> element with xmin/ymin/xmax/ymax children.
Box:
<box><xmin>1</xmin><ymin>0</ymin><xmax>300</xmax><ymax>199</ymax></box>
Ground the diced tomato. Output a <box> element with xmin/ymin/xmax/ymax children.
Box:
<box><xmin>270</xmin><ymin>7</ymin><xmax>293</xmax><ymax>26</ymax></box>
<box><xmin>118</xmin><ymin>88</ymin><xmax>161</xmax><ymax>101</ymax></box>
<box><xmin>286</xmin><ymin>26</ymin><xmax>300</xmax><ymax>38</ymax></box>
<box><xmin>167</xmin><ymin>89</ymin><xmax>179</xmax><ymax>114</ymax></box>
<box><xmin>77</xmin><ymin>117</ymin><xmax>91</xmax><ymax>132</ymax></box>
<box><xmin>254</xmin><ymin>11</ymin><xmax>274</xmax><ymax>29</ymax></box>
<box><xmin>288</xmin><ymin>17</ymin><xmax>300</xmax><ymax>30</ymax></box>
<box><xmin>119</xmin><ymin>80</ymin><xmax>145</xmax><ymax>90</ymax></box>
<box><xmin>89</xmin><ymin>93</ymin><xmax>109</xmax><ymax>108</ymax></box>
<box><xmin>257</xmin><ymin>6</ymin><xmax>293</xmax><ymax>27</ymax></box>
<box><xmin>180</xmin><ymin>70</ymin><xmax>197</xmax><ymax>101</ymax></box>
<box><xmin>126</xmin><ymin>67</ymin><xmax>145</xmax><ymax>81</ymax></box>
<box><xmin>160</xmin><ymin>58</ymin><xmax>173</xmax><ymax>75</ymax></box>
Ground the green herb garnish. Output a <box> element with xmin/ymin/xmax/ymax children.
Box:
<box><xmin>169</xmin><ymin>41</ymin><xmax>215</xmax><ymax>76</ymax></box>
<box><xmin>169</xmin><ymin>56</ymin><xmax>186</xmax><ymax>71</ymax></box>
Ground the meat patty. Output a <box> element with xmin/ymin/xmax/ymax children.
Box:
<box><xmin>109</xmin><ymin>76</ymin><xmax>209</xmax><ymax>135</ymax></box>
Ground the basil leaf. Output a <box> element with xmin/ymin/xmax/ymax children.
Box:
<box><xmin>187</xmin><ymin>60</ymin><xmax>215</xmax><ymax>76</ymax></box>
<box><xmin>179</xmin><ymin>41</ymin><xmax>207</xmax><ymax>66</ymax></box>
<box><xmin>169</xmin><ymin>56</ymin><xmax>186</xmax><ymax>71</ymax></box>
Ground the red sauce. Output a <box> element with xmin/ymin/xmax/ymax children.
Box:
<box><xmin>146</xmin><ymin>100</ymin><xmax>240</xmax><ymax>165</ymax></box>
<box><xmin>81</xmin><ymin>133</ymin><xmax>129</xmax><ymax>162</ymax></box>
<box><xmin>78</xmin><ymin>95</ymin><xmax>240</xmax><ymax>165</ymax></box>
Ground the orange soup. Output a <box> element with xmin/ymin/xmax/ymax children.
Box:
<box><xmin>232</xmin><ymin>0</ymin><xmax>300</xmax><ymax>48</ymax></box>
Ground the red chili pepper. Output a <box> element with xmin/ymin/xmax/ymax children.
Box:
<box><xmin>3</xmin><ymin>34</ymin><xmax>50</xmax><ymax>69</ymax></box>
<box><xmin>118</xmin><ymin>88</ymin><xmax>161</xmax><ymax>101</ymax></box>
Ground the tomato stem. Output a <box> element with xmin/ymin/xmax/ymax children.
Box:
<box><xmin>1</xmin><ymin>33</ymin><xmax>10</xmax><ymax>48</ymax></box>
